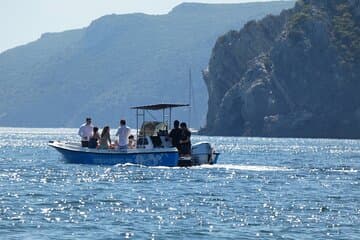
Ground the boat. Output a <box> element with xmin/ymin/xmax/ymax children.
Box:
<box><xmin>48</xmin><ymin>103</ymin><xmax>219</xmax><ymax>167</ymax></box>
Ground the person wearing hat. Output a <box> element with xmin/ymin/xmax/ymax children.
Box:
<box><xmin>78</xmin><ymin>117</ymin><xmax>94</xmax><ymax>147</ymax></box>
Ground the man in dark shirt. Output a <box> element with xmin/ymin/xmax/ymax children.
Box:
<box><xmin>169</xmin><ymin>120</ymin><xmax>182</xmax><ymax>151</ymax></box>
<box><xmin>179</xmin><ymin>122</ymin><xmax>191</xmax><ymax>156</ymax></box>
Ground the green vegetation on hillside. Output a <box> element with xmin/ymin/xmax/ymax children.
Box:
<box><xmin>332</xmin><ymin>3</ymin><xmax>360</xmax><ymax>65</ymax></box>
<box><xmin>202</xmin><ymin>0</ymin><xmax>360</xmax><ymax>138</ymax></box>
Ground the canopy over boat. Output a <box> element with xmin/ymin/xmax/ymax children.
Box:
<box><xmin>131</xmin><ymin>103</ymin><xmax>189</xmax><ymax>110</ymax></box>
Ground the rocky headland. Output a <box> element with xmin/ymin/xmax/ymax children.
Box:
<box><xmin>202</xmin><ymin>0</ymin><xmax>360</xmax><ymax>138</ymax></box>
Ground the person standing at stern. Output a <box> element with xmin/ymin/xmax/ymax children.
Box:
<box><xmin>115</xmin><ymin>119</ymin><xmax>131</xmax><ymax>149</ymax></box>
<box><xmin>179</xmin><ymin>122</ymin><xmax>191</xmax><ymax>157</ymax></box>
<box><xmin>78</xmin><ymin>117</ymin><xmax>93</xmax><ymax>147</ymax></box>
<box><xmin>169</xmin><ymin>120</ymin><xmax>182</xmax><ymax>151</ymax></box>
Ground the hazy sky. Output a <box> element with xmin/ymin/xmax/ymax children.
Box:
<box><xmin>0</xmin><ymin>0</ymin><xmax>284</xmax><ymax>53</ymax></box>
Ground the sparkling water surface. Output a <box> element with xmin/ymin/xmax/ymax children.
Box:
<box><xmin>0</xmin><ymin>128</ymin><xmax>359</xmax><ymax>239</ymax></box>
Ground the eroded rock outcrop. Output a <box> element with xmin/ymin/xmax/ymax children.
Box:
<box><xmin>202</xmin><ymin>0</ymin><xmax>360</xmax><ymax>138</ymax></box>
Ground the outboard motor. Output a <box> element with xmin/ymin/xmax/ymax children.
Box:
<box><xmin>191</xmin><ymin>142</ymin><xmax>216</xmax><ymax>165</ymax></box>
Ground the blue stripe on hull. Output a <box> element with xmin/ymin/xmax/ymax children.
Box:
<box><xmin>56</xmin><ymin>148</ymin><xmax>179</xmax><ymax>167</ymax></box>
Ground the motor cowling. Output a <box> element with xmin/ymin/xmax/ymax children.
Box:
<box><xmin>192</xmin><ymin>142</ymin><xmax>211</xmax><ymax>154</ymax></box>
<box><xmin>191</xmin><ymin>142</ymin><xmax>215</xmax><ymax>164</ymax></box>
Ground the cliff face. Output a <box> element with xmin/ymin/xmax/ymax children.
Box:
<box><xmin>0</xmin><ymin>2</ymin><xmax>294</xmax><ymax>128</ymax></box>
<box><xmin>202</xmin><ymin>0</ymin><xmax>360</xmax><ymax>138</ymax></box>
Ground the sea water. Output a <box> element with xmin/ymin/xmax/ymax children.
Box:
<box><xmin>0</xmin><ymin>127</ymin><xmax>359</xmax><ymax>239</ymax></box>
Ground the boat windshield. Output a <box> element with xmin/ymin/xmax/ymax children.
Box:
<box><xmin>139</xmin><ymin>121</ymin><xmax>167</xmax><ymax>136</ymax></box>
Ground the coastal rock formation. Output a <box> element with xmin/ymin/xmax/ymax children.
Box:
<box><xmin>202</xmin><ymin>0</ymin><xmax>360</xmax><ymax>138</ymax></box>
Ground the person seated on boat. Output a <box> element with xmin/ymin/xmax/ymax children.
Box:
<box><xmin>99</xmin><ymin>126</ymin><xmax>112</xmax><ymax>149</ymax></box>
<box><xmin>168</xmin><ymin>120</ymin><xmax>182</xmax><ymax>151</ymax></box>
<box><xmin>78</xmin><ymin>117</ymin><xmax>93</xmax><ymax>147</ymax></box>
<box><xmin>128</xmin><ymin>135</ymin><xmax>136</xmax><ymax>149</ymax></box>
<box><xmin>179</xmin><ymin>122</ymin><xmax>191</xmax><ymax>157</ymax></box>
<box><xmin>115</xmin><ymin>119</ymin><xmax>131</xmax><ymax>149</ymax></box>
<box><xmin>88</xmin><ymin>126</ymin><xmax>100</xmax><ymax>149</ymax></box>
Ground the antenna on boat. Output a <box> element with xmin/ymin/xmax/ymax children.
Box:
<box><xmin>188</xmin><ymin>68</ymin><xmax>192</xmax><ymax>128</ymax></box>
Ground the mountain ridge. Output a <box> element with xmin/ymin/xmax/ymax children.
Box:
<box><xmin>0</xmin><ymin>1</ymin><xmax>295</xmax><ymax>128</ymax></box>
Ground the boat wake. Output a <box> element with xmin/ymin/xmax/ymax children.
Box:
<box><xmin>110</xmin><ymin>163</ymin><xmax>357</xmax><ymax>174</ymax></box>
<box><xmin>196</xmin><ymin>164</ymin><xmax>293</xmax><ymax>172</ymax></box>
<box><xmin>310</xmin><ymin>166</ymin><xmax>358</xmax><ymax>173</ymax></box>
<box><xmin>109</xmin><ymin>163</ymin><xmax>292</xmax><ymax>171</ymax></box>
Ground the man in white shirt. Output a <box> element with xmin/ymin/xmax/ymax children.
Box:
<box><xmin>78</xmin><ymin>117</ymin><xmax>93</xmax><ymax>147</ymax></box>
<box><xmin>115</xmin><ymin>119</ymin><xmax>131</xmax><ymax>149</ymax></box>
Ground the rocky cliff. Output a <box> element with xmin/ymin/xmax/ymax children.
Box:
<box><xmin>202</xmin><ymin>0</ymin><xmax>360</xmax><ymax>138</ymax></box>
<box><xmin>0</xmin><ymin>2</ymin><xmax>294</xmax><ymax>128</ymax></box>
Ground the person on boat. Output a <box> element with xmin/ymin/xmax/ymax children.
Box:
<box><xmin>99</xmin><ymin>126</ymin><xmax>112</xmax><ymax>149</ymax></box>
<box><xmin>88</xmin><ymin>126</ymin><xmax>100</xmax><ymax>149</ymax></box>
<box><xmin>179</xmin><ymin>122</ymin><xmax>191</xmax><ymax>157</ymax></box>
<box><xmin>78</xmin><ymin>117</ymin><xmax>93</xmax><ymax>147</ymax></box>
<box><xmin>128</xmin><ymin>134</ymin><xmax>136</xmax><ymax>149</ymax></box>
<box><xmin>115</xmin><ymin>119</ymin><xmax>131</xmax><ymax>149</ymax></box>
<box><xmin>168</xmin><ymin>120</ymin><xmax>182</xmax><ymax>151</ymax></box>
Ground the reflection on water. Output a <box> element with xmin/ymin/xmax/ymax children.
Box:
<box><xmin>0</xmin><ymin>128</ymin><xmax>359</xmax><ymax>239</ymax></box>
